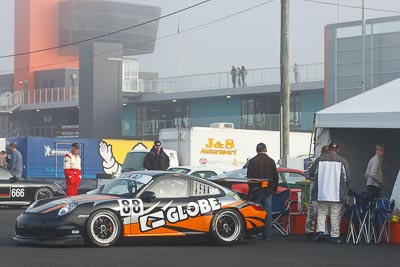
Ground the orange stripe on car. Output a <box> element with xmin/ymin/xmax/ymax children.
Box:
<box><xmin>43</xmin><ymin>203</ymin><xmax>67</xmax><ymax>213</ymax></box>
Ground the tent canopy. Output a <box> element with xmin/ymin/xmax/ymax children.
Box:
<box><xmin>316</xmin><ymin>78</ymin><xmax>400</xmax><ymax>128</ymax></box>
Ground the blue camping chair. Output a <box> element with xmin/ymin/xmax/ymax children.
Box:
<box><xmin>272</xmin><ymin>189</ymin><xmax>292</xmax><ymax>236</ymax></box>
<box><xmin>345</xmin><ymin>190</ymin><xmax>371</xmax><ymax>244</ymax></box>
<box><xmin>370</xmin><ymin>198</ymin><xmax>395</xmax><ymax>243</ymax></box>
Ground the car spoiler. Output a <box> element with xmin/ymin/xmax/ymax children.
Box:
<box><xmin>212</xmin><ymin>178</ymin><xmax>270</xmax><ymax>201</ymax></box>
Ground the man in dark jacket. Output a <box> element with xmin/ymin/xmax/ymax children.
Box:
<box><xmin>143</xmin><ymin>140</ymin><xmax>170</xmax><ymax>171</ymax></box>
<box><xmin>247</xmin><ymin>143</ymin><xmax>279</xmax><ymax>241</ymax></box>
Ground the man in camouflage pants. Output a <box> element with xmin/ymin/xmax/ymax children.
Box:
<box><xmin>304</xmin><ymin>145</ymin><xmax>329</xmax><ymax>241</ymax></box>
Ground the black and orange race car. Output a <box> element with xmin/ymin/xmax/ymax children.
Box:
<box><xmin>14</xmin><ymin>171</ymin><xmax>266</xmax><ymax>247</ymax></box>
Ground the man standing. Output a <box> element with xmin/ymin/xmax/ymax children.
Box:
<box><xmin>143</xmin><ymin>140</ymin><xmax>170</xmax><ymax>171</ymax></box>
<box><xmin>365</xmin><ymin>144</ymin><xmax>384</xmax><ymax>199</ymax></box>
<box><xmin>247</xmin><ymin>143</ymin><xmax>279</xmax><ymax>241</ymax></box>
<box><xmin>310</xmin><ymin>142</ymin><xmax>350</xmax><ymax>244</ymax></box>
<box><xmin>63</xmin><ymin>143</ymin><xmax>82</xmax><ymax>196</ymax></box>
<box><xmin>304</xmin><ymin>145</ymin><xmax>329</xmax><ymax>242</ymax></box>
<box><xmin>293</xmin><ymin>63</ymin><xmax>300</xmax><ymax>83</ymax></box>
<box><xmin>240</xmin><ymin>66</ymin><xmax>248</xmax><ymax>87</ymax></box>
<box><xmin>9</xmin><ymin>142</ymin><xmax>23</xmax><ymax>177</ymax></box>
<box><xmin>230</xmin><ymin>66</ymin><xmax>237</xmax><ymax>88</ymax></box>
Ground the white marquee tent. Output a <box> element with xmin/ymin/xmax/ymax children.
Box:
<box><xmin>314</xmin><ymin>78</ymin><xmax>400</xmax><ymax>198</ymax></box>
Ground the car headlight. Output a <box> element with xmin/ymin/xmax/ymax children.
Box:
<box><xmin>26</xmin><ymin>200</ymin><xmax>39</xmax><ymax>212</ymax></box>
<box><xmin>58</xmin><ymin>202</ymin><xmax>78</xmax><ymax>216</ymax></box>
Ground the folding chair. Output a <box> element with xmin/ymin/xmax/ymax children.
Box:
<box><xmin>272</xmin><ymin>189</ymin><xmax>292</xmax><ymax>236</ymax></box>
<box><xmin>345</xmin><ymin>190</ymin><xmax>371</xmax><ymax>244</ymax></box>
<box><xmin>370</xmin><ymin>198</ymin><xmax>395</xmax><ymax>243</ymax></box>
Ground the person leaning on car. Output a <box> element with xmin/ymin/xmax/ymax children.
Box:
<box><xmin>0</xmin><ymin>150</ymin><xmax>8</xmax><ymax>169</ymax></box>
<box><xmin>143</xmin><ymin>140</ymin><xmax>170</xmax><ymax>171</ymax></box>
<box><xmin>247</xmin><ymin>142</ymin><xmax>279</xmax><ymax>241</ymax></box>
<box><xmin>63</xmin><ymin>143</ymin><xmax>82</xmax><ymax>196</ymax></box>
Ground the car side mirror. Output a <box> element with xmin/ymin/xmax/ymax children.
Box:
<box><xmin>140</xmin><ymin>191</ymin><xmax>156</xmax><ymax>202</ymax></box>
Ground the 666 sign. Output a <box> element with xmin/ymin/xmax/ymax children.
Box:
<box><xmin>11</xmin><ymin>188</ymin><xmax>25</xmax><ymax>198</ymax></box>
<box><xmin>0</xmin><ymin>187</ymin><xmax>25</xmax><ymax>198</ymax></box>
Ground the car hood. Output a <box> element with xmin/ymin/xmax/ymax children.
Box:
<box><xmin>26</xmin><ymin>194</ymin><xmax>120</xmax><ymax>214</ymax></box>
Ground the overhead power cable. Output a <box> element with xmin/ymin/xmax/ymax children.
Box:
<box><xmin>0</xmin><ymin>0</ymin><xmax>211</xmax><ymax>59</ymax></box>
<box><xmin>0</xmin><ymin>0</ymin><xmax>276</xmax><ymax>74</ymax></box>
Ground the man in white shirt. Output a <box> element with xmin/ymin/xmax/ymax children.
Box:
<box><xmin>63</xmin><ymin>143</ymin><xmax>82</xmax><ymax>196</ymax></box>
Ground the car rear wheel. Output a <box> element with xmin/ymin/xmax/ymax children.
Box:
<box><xmin>34</xmin><ymin>187</ymin><xmax>54</xmax><ymax>201</ymax></box>
<box><xmin>210</xmin><ymin>209</ymin><xmax>244</xmax><ymax>245</ymax></box>
<box><xmin>86</xmin><ymin>210</ymin><xmax>121</xmax><ymax>248</ymax></box>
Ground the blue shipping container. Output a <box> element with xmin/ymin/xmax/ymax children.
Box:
<box><xmin>6</xmin><ymin>136</ymin><xmax>103</xmax><ymax>179</ymax></box>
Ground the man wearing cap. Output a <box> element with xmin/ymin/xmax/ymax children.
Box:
<box><xmin>247</xmin><ymin>142</ymin><xmax>279</xmax><ymax>241</ymax></box>
<box><xmin>309</xmin><ymin>142</ymin><xmax>350</xmax><ymax>244</ymax></box>
<box><xmin>9</xmin><ymin>142</ymin><xmax>23</xmax><ymax>178</ymax></box>
<box><xmin>63</xmin><ymin>143</ymin><xmax>82</xmax><ymax>196</ymax></box>
<box><xmin>143</xmin><ymin>140</ymin><xmax>170</xmax><ymax>171</ymax></box>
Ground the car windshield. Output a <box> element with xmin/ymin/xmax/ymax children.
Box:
<box><xmin>209</xmin><ymin>169</ymin><xmax>247</xmax><ymax>180</ymax></box>
<box><xmin>0</xmin><ymin>167</ymin><xmax>13</xmax><ymax>180</ymax></box>
<box><xmin>121</xmin><ymin>151</ymin><xmax>148</xmax><ymax>172</ymax></box>
<box><xmin>279</xmin><ymin>171</ymin><xmax>306</xmax><ymax>184</ymax></box>
<box><xmin>100</xmin><ymin>178</ymin><xmax>145</xmax><ymax>196</ymax></box>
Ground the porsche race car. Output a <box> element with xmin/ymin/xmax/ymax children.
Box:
<box><xmin>0</xmin><ymin>167</ymin><xmax>65</xmax><ymax>206</ymax></box>
<box><xmin>14</xmin><ymin>171</ymin><xmax>266</xmax><ymax>247</ymax></box>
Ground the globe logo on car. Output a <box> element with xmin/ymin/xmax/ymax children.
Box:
<box><xmin>199</xmin><ymin>158</ymin><xmax>207</xmax><ymax>164</ymax></box>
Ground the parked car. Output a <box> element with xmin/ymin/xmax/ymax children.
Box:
<box><xmin>15</xmin><ymin>171</ymin><xmax>266</xmax><ymax>247</ymax></box>
<box><xmin>209</xmin><ymin>167</ymin><xmax>306</xmax><ymax>193</ymax></box>
<box><xmin>0</xmin><ymin>167</ymin><xmax>66</xmax><ymax>207</ymax></box>
<box><xmin>168</xmin><ymin>166</ymin><xmax>225</xmax><ymax>179</ymax></box>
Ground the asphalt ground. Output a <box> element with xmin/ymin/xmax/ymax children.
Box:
<box><xmin>0</xmin><ymin>207</ymin><xmax>398</xmax><ymax>267</ymax></box>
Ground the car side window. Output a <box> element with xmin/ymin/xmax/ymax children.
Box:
<box><xmin>0</xmin><ymin>168</ymin><xmax>11</xmax><ymax>180</ymax></box>
<box><xmin>192</xmin><ymin>180</ymin><xmax>221</xmax><ymax>196</ymax></box>
<box><xmin>147</xmin><ymin>178</ymin><xmax>189</xmax><ymax>198</ymax></box>
<box><xmin>191</xmin><ymin>171</ymin><xmax>217</xmax><ymax>179</ymax></box>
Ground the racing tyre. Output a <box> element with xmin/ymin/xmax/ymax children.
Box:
<box><xmin>34</xmin><ymin>187</ymin><xmax>54</xmax><ymax>201</ymax></box>
<box><xmin>210</xmin><ymin>209</ymin><xmax>244</xmax><ymax>245</ymax></box>
<box><xmin>86</xmin><ymin>210</ymin><xmax>121</xmax><ymax>248</ymax></box>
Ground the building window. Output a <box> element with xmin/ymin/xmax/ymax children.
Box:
<box><xmin>122</xmin><ymin>59</ymin><xmax>139</xmax><ymax>92</ymax></box>
<box><xmin>136</xmin><ymin>102</ymin><xmax>190</xmax><ymax>137</ymax></box>
<box><xmin>241</xmin><ymin>95</ymin><xmax>280</xmax><ymax>130</ymax></box>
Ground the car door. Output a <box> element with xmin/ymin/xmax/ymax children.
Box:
<box><xmin>136</xmin><ymin>176</ymin><xmax>191</xmax><ymax>236</ymax></box>
<box><xmin>0</xmin><ymin>167</ymin><xmax>29</xmax><ymax>203</ymax></box>
<box><xmin>0</xmin><ymin>167</ymin><xmax>13</xmax><ymax>201</ymax></box>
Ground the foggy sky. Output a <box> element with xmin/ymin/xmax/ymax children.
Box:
<box><xmin>1</xmin><ymin>0</ymin><xmax>400</xmax><ymax>77</ymax></box>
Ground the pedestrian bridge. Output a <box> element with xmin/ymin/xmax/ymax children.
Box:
<box><xmin>0</xmin><ymin>63</ymin><xmax>323</xmax><ymax>113</ymax></box>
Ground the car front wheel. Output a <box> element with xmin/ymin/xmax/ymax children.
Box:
<box><xmin>86</xmin><ymin>210</ymin><xmax>121</xmax><ymax>247</ymax></box>
<box><xmin>210</xmin><ymin>209</ymin><xmax>244</xmax><ymax>245</ymax></box>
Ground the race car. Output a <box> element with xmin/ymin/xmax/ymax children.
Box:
<box><xmin>0</xmin><ymin>167</ymin><xmax>65</xmax><ymax>206</ymax></box>
<box><xmin>14</xmin><ymin>171</ymin><xmax>266</xmax><ymax>247</ymax></box>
